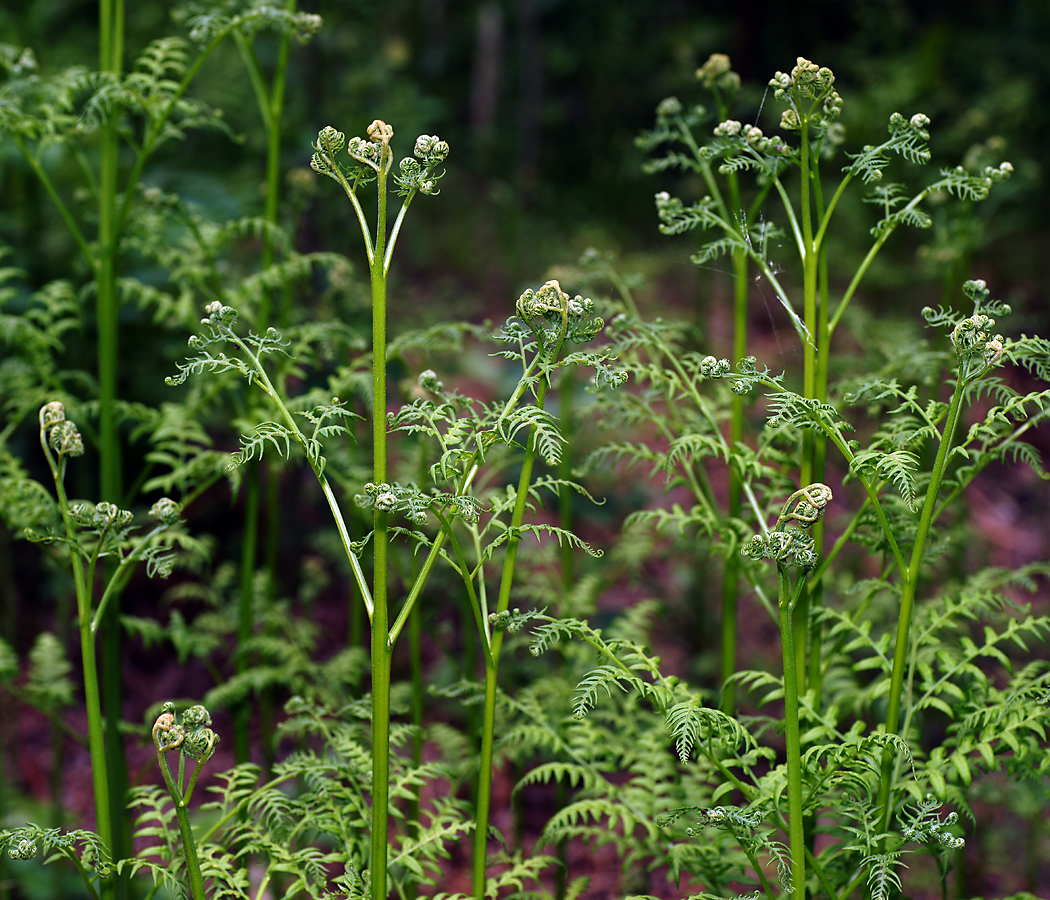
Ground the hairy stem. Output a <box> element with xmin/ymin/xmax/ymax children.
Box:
<box><xmin>720</xmin><ymin>182</ymin><xmax>749</xmax><ymax>715</ymax></box>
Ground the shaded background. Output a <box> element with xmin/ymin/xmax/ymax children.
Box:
<box><xmin>2</xmin><ymin>0</ymin><xmax>1048</xmax><ymax>311</ymax></box>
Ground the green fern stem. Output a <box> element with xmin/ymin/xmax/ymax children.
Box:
<box><xmin>472</xmin><ymin>662</ymin><xmax>499</xmax><ymax>899</ymax></box>
<box><xmin>555</xmin><ymin>371</ymin><xmax>575</xmax><ymax>900</ymax></box>
<box><xmin>40</xmin><ymin>427</ymin><xmax>114</xmax><ymax>899</ymax></box>
<box><xmin>368</xmin><ymin>135</ymin><xmax>393</xmax><ymax>900</ymax></box>
<box><xmin>368</xmin><ymin>359</ymin><xmax>392</xmax><ymax>895</ymax></box>
<box><xmin>79</xmin><ymin>624</ymin><xmax>112</xmax><ymax>885</ymax></box>
<box><xmin>777</xmin><ymin>563</ymin><xmax>806</xmax><ymax>900</ymax></box>
<box><xmin>807</xmin><ymin>217</ymin><xmax>832</xmax><ymax>703</ymax></box>
<box><xmin>877</xmin><ymin>372</ymin><xmax>967</xmax><ymax>830</ymax></box>
<box><xmin>720</xmin><ymin>182</ymin><xmax>749</xmax><ymax>716</ymax></box>
<box><xmin>472</xmin><ymin>379</ymin><xmax>548</xmax><ymax>899</ymax></box>
<box><xmin>797</xmin><ymin>111</ymin><xmax>818</xmax><ymax>458</ymax></box>
<box><xmin>154</xmin><ymin>750</ymin><xmax>206</xmax><ymax>900</ymax></box>
<box><xmin>97</xmin><ymin>3</ymin><xmax>128</xmax><ymax>885</ymax></box>
<box><xmin>558</xmin><ymin>368</ymin><xmax>576</xmax><ymax>592</ymax></box>
<box><xmin>369</xmin><ymin>588</ymin><xmax>391</xmax><ymax>900</ymax></box>
<box><xmin>789</xmin><ymin>109</ymin><xmax>822</xmax><ymax>698</ymax></box>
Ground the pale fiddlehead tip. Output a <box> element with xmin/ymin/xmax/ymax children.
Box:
<box><xmin>292</xmin><ymin>12</ymin><xmax>323</xmax><ymax>43</ymax></box>
<box><xmin>374</xmin><ymin>490</ymin><xmax>399</xmax><ymax>512</ymax></box>
<box><xmin>656</xmin><ymin>96</ymin><xmax>683</xmax><ymax>118</ymax></box>
<box><xmin>91</xmin><ymin>502</ymin><xmax>133</xmax><ymax>530</ymax></box>
<box><xmin>414</xmin><ymin>134</ymin><xmax>449</xmax><ymax>164</ymax></box>
<box><xmin>778</xmin><ymin>483</ymin><xmax>834</xmax><ymax>528</ymax></box>
<box><xmin>698</xmin><ymin>52</ymin><xmax>731</xmax><ymax>81</ymax></box>
<box><xmin>39</xmin><ymin>401</ymin><xmax>66</xmax><ymax>429</ymax></box>
<box><xmin>700</xmin><ymin>355</ymin><xmax>732</xmax><ymax>378</ymax></box>
<box><xmin>68</xmin><ymin>502</ymin><xmax>93</xmax><ymax>526</ymax></box>
<box><xmin>367</xmin><ymin>119</ymin><xmax>394</xmax><ymax>144</ymax></box>
<box><xmin>697</xmin><ymin>52</ymin><xmax>740</xmax><ymax>93</ymax></box>
<box><xmin>311</xmin><ymin>126</ymin><xmax>345</xmax><ymax>177</ymax></box>
<box><xmin>356</xmin><ymin>482</ymin><xmax>431</xmax><ymax>525</ymax></box>
<box><xmin>149</xmin><ymin>497</ymin><xmax>181</xmax><ymax>525</ymax></box>
<box><xmin>909</xmin><ymin>112</ymin><xmax>931</xmax><ymax>136</ymax></box>
<box><xmin>517</xmin><ymin>280</ymin><xmax>566</xmax><ymax>321</ymax></box>
<box><xmin>417</xmin><ymin>369</ymin><xmax>443</xmax><ymax>393</ymax></box>
<box><xmin>8</xmin><ymin>839</ymin><xmax>35</xmax><ymax>861</ymax></box>
<box><xmin>985</xmin><ymin>160</ymin><xmax>1013</xmax><ymax>183</ymax></box>
<box><xmin>950</xmin><ymin>311</ymin><xmax>1004</xmax><ymax>371</ymax></box>
<box><xmin>48</xmin><ymin>419</ymin><xmax>84</xmax><ymax>459</ymax></box>
<box><xmin>742</xmin><ymin>483</ymin><xmax>833</xmax><ymax>570</ymax></box>
<box><xmin>391</xmin><ymin>134</ymin><xmax>449</xmax><ymax>195</ymax></box>
<box><xmin>202</xmin><ymin>299</ymin><xmax>236</xmax><ymax>325</ymax></box>
<box><xmin>181</xmin><ymin>704</ymin><xmax>220</xmax><ymax>762</ymax></box>
<box><xmin>347</xmin><ymin>135</ymin><xmax>383</xmax><ymax>171</ymax></box>
<box><xmin>152</xmin><ymin>703</ymin><xmax>184</xmax><ymax>753</ymax></box>
<box><xmin>515</xmin><ymin>279</ymin><xmax>602</xmax><ymax>344</ymax></box>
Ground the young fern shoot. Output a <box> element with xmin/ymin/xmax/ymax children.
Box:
<box><xmin>644</xmin><ymin>55</ymin><xmax>1014</xmax><ymax>711</ymax></box>
<box><xmin>0</xmin><ymin>402</ymin><xmax>188</xmax><ymax>899</ymax></box>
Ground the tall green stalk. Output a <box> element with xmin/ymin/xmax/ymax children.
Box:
<box><xmin>40</xmin><ymin>405</ymin><xmax>113</xmax><ymax>900</ymax></box>
<box><xmin>741</xmin><ymin>483</ymin><xmax>831</xmax><ymax>900</ymax></box>
<box><xmin>472</xmin><ymin>380</ymin><xmax>548</xmax><ymax>898</ymax></box>
<box><xmin>368</xmin><ymin>152</ymin><xmax>392</xmax><ymax>900</ymax></box>
<box><xmin>308</xmin><ymin>120</ymin><xmax>449</xmax><ymax>900</ymax></box>
<box><xmin>721</xmin><ymin>224</ymin><xmax>748</xmax><ymax>715</ymax></box>
<box><xmin>876</xmin><ymin>372</ymin><xmax>968</xmax><ymax>831</ymax></box>
<box><xmin>97</xmin><ymin>2</ymin><xmax>128</xmax><ymax>887</ymax></box>
<box><xmin>234</xmin><ymin>470</ymin><xmax>259</xmax><ymax>763</ymax></box>
<box><xmin>777</xmin><ymin>564</ymin><xmax>806</xmax><ymax>900</ymax></box>
<box><xmin>152</xmin><ymin>702</ymin><xmax>220</xmax><ymax>900</ymax></box>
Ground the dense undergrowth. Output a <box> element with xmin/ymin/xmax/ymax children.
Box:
<box><xmin>0</xmin><ymin>5</ymin><xmax>1048</xmax><ymax>900</ymax></box>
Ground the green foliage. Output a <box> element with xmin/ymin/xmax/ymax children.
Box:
<box><xmin>1</xmin><ymin>18</ymin><xmax>1049</xmax><ymax>900</ymax></box>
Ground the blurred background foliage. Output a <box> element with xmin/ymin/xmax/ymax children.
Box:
<box><xmin>1</xmin><ymin>0</ymin><xmax>1047</xmax><ymax>320</ymax></box>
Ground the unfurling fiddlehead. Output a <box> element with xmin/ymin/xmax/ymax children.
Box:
<box><xmin>741</xmin><ymin>483</ymin><xmax>833</xmax><ymax>572</ymax></box>
<box><xmin>152</xmin><ymin>702</ymin><xmax>218</xmax><ymax>900</ymax></box>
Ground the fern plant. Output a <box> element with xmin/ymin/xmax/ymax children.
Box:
<box><xmin>161</xmin><ymin>109</ymin><xmax>625</xmax><ymax>899</ymax></box>
<box><xmin>638</xmin><ymin>54</ymin><xmax>1014</xmax><ymax>718</ymax></box>
<box><xmin>0</xmin><ymin>5</ymin><xmax>324</xmax><ymax>879</ymax></box>
<box><xmin>0</xmin><ymin>401</ymin><xmax>201</xmax><ymax>899</ymax></box>
<box><xmin>503</xmin><ymin>58</ymin><xmax>1048</xmax><ymax>900</ymax></box>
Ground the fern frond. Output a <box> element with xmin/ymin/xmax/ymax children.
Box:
<box><xmin>665</xmin><ymin>699</ymin><xmax>755</xmax><ymax>762</ymax></box>
<box><xmin>862</xmin><ymin>852</ymin><xmax>905</xmax><ymax>900</ymax></box>
<box><xmin>573</xmin><ymin>665</ymin><xmax>631</xmax><ymax>719</ymax></box>
<box><xmin>512</xmin><ymin>762</ymin><xmax>603</xmax><ymax>798</ymax></box>
<box><xmin>539</xmin><ymin>797</ymin><xmax>651</xmax><ymax>847</ymax></box>
<box><xmin>849</xmin><ymin>447</ymin><xmax>919</xmax><ymax>509</ymax></box>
